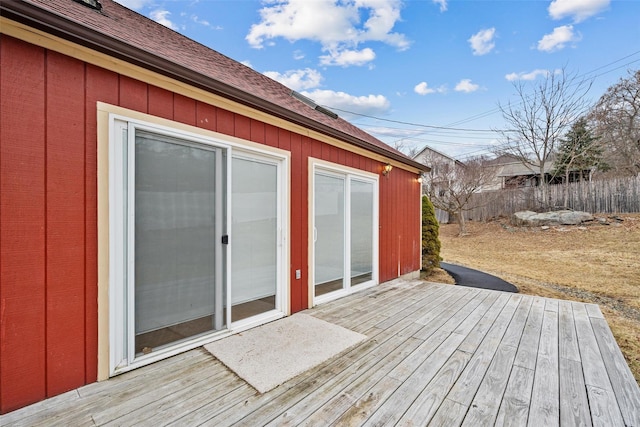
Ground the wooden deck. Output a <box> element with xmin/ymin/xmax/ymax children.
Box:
<box><xmin>2</xmin><ymin>280</ymin><xmax>639</xmax><ymax>426</ymax></box>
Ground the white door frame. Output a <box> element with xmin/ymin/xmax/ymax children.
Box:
<box><xmin>310</xmin><ymin>159</ymin><xmax>379</xmax><ymax>307</ymax></box>
<box><xmin>108</xmin><ymin>114</ymin><xmax>290</xmax><ymax>375</ymax></box>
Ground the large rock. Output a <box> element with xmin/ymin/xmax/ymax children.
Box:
<box><xmin>511</xmin><ymin>210</ymin><xmax>593</xmax><ymax>226</ymax></box>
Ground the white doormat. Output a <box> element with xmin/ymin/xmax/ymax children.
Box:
<box><xmin>204</xmin><ymin>313</ymin><xmax>367</xmax><ymax>393</ymax></box>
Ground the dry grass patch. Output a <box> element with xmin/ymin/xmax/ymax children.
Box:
<box><xmin>422</xmin><ymin>268</ymin><xmax>456</xmax><ymax>285</ymax></box>
<box><xmin>439</xmin><ymin>214</ymin><xmax>640</xmax><ymax>383</ymax></box>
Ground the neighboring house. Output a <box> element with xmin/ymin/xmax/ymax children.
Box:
<box><xmin>413</xmin><ymin>146</ymin><xmax>464</xmax><ymax>223</ymax></box>
<box><xmin>0</xmin><ymin>0</ymin><xmax>428</xmax><ymax>413</ymax></box>
<box><xmin>481</xmin><ymin>154</ymin><xmax>559</xmax><ymax>190</ymax></box>
<box><xmin>413</xmin><ymin>145</ymin><xmax>464</xmax><ymax>196</ymax></box>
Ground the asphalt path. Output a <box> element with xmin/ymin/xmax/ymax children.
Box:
<box><xmin>440</xmin><ymin>262</ymin><xmax>519</xmax><ymax>293</ymax></box>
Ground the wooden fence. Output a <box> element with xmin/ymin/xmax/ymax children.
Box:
<box><xmin>460</xmin><ymin>175</ymin><xmax>640</xmax><ymax>222</ymax></box>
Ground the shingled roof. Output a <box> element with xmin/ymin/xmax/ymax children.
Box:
<box><xmin>2</xmin><ymin>0</ymin><xmax>427</xmax><ymax>171</ymax></box>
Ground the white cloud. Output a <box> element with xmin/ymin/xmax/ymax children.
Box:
<box><xmin>414</xmin><ymin>82</ymin><xmax>446</xmax><ymax>95</ymax></box>
<box><xmin>192</xmin><ymin>15</ymin><xmax>210</xmax><ymax>27</ymax></box>
<box><xmin>548</xmin><ymin>0</ymin><xmax>610</xmax><ymax>22</ymax></box>
<box><xmin>537</xmin><ymin>25</ymin><xmax>581</xmax><ymax>52</ymax></box>
<box><xmin>246</xmin><ymin>0</ymin><xmax>409</xmax><ymax>67</ymax></box>
<box><xmin>241</xmin><ymin>60</ymin><xmax>253</xmax><ymax>68</ymax></box>
<box><xmin>454</xmin><ymin>79</ymin><xmax>479</xmax><ymax>93</ymax></box>
<box><xmin>263</xmin><ymin>68</ymin><xmax>323</xmax><ymax>91</ymax></box>
<box><xmin>301</xmin><ymin>89</ymin><xmax>391</xmax><ymax>118</ymax></box>
<box><xmin>433</xmin><ymin>0</ymin><xmax>447</xmax><ymax>12</ymax></box>
<box><xmin>114</xmin><ymin>0</ymin><xmax>153</xmax><ymax>10</ymax></box>
<box><xmin>150</xmin><ymin>10</ymin><xmax>179</xmax><ymax>31</ymax></box>
<box><xmin>191</xmin><ymin>15</ymin><xmax>223</xmax><ymax>30</ymax></box>
<box><xmin>505</xmin><ymin>69</ymin><xmax>553</xmax><ymax>81</ymax></box>
<box><xmin>468</xmin><ymin>28</ymin><xmax>496</xmax><ymax>56</ymax></box>
<box><xmin>320</xmin><ymin>48</ymin><xmax>376</xmax><ymax>67</ymax></box>
<box><xmin>293</xmin><ymin>50</ymin><xmax>305</xmax><ymax>60</ymax></box>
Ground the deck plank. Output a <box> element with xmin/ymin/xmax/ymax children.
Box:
<box><xmin>590</xmin><ymin>317</ymin><xmax>640</xmax><ymax>427</ymax></box>
<box><xmin>528</xmin><ymin>305</ymin><xmax>560</xmax><ymax>426</ymax></box>
<box><xmin>572</xmin><ymin>302</ymin><xmax>626</xmax><ymax>425</ymax></box>
<box><xmin>495</xmin><ymin>365</ymin><xmax>535</xmax><ymax>427</ymax></box>
<box><xmin>558</xmin><ymin>300</ymin><xmax>581</xmax><ymax>362</ymax></box>
<box><xmin>428</xmin><ymin>398</ymin><xmax>468</xmax><ymax>426</ymax></box>
<box><xmin>456</xmin><ymin>292</ymin><xmax>512</xmax><ymax>353</ymax></box>
<box><xmin>397</xmin><ymin>349</ymin><xmax>471</xmax><ymax>426</ymax></box>
<box><xmin>559</xmin><ymin>358</ymin><xmax>592</xmax><ymax>427</ymax></box>
<box><xmin>362</xmin><ymin>332</ymin><xmax>468</xmax><ymax>426</ymax></box>
<box><xmin>293</xmin><ymin>338</ymin><xmax>424</xmax><ymax>427</ymax></box>
<box><xmin>253</xmin><ymin>334</ymin><xmax>424</xmax><ymax>426</ymax></box>
<box><xmin>513</xmin><ymin>297</ymin><xmax>545</xmax><ymax>370</ymax></box>
<box><xmin>462</xmin><ymin>294</ymin><xmax>533</xmax><ymax>427</ymax></box>
<box><xmin>447</xmin><ymin>294</ymin><xmax>521</xmax><ymax>407</ymax></box>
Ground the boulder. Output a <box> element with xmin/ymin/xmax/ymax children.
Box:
<box><xmin>511</xmin><ymin>210</ymin><xmax>593</xmax><ymax>226</ymax></box>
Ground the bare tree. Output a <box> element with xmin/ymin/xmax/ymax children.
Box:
<box><xmin>394</xmin><ymin>138</ymin><xmax>420</xmax><ymax>158</ymax></box>
<box><xmin>496</xmin><ymin>68</ymin><xmax>592</xmax><ymax>208</ymax></box>
<box><xmin>426</xmin><ymin>156</ymin><xmax>497</xmax><ymax>235</ymax></box>
<box><xmin>589</xmin><ymin>69</ymin><xmax>640</xmax><ymax>177</ymax></box>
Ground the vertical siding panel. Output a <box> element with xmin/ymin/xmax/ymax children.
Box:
<box><xmin>264</xmin><ymin>124</ymin><xmax>278</xmax><ymax>148</ymax></box>
<box><xmin>249</xmin><ymin>119</ymin><xmax>265</xmax><ymax>144</ymax></box>
<box><xmin>85</xmin><ymin>65</ymin><xmax>119</xmax><ymax>383</ymax></box>
<box><xmin>403</xmin><ymin>172</ymin><xmax>410</xmax><ymax>274</ymax></box>
<box><xmin>351</xmin><ymin>153</ymin><xmax>361</xmax><ymax>170</ymax></box>
<box><xmin>148</xmin><ymin>86</ymin><xmax>174</xmax><ymax>120</ymax></box>
<box><xmin>45</xmin><ymin>52</ymin><xmax>86</xmax><ymax>396</ymax></box>
<box><xmin>330</xmin><ymin>146</ymin><xmax>339</xmax><ymax>163</ymax></box>
<box><xmin>344</xmin><ymin>151</ymin><xmax>353</xmax><ymax>169</ymax></box>
<box><xmin>119</xmin><ymin>76</ymin><xmax>147</xmax><ymax>112</ymax></box>
<box><xmin>391</xmin><ymin>172</ymin><xmax>399</xmax><ymax>277</ymax></box>
<box><xmin>290</xmin><ymin>134</ymin><xmax>303</xmax><ymax>312</ymax></box>
<box><xmin>234</xmin><ymin>115</ymin><xmax>251</xmax><ymax>140</ymax></box>
<box><xmin>300</xmin><ymin>136</ymin><xmax>311</xmax><ymax>309</ymax></box>
<box><xmin>216</xmin><ymin>108</ymin><xmax>234</xmax><ymax>136</ymax></box>
<box><xmin>0</xmin><ymin>37</ymin><xmax>46</xmax><ymax>413</ymax></box>
<box><xmin>196</xmin><ymin>102</ymin><xmax>217</xmax><ymax>131</ymax></box>
<box><xmin>311</xmin><ymin>140</ymin><xmax>322</xmax><ymax>159</ymax></box>
<box><xmin>173</xmin><ymin>93</ymin><xmax>196</xmax><ymax>126</ymax></box>
<box><xmin>415</xmin><ymin>182</ymin><xmax>420</xmax><ymax>270</ymax></box>
<box><xmin>278</xmin><ymin>129</ymin><xmax>291</xmax><ymax>152</ymax></box>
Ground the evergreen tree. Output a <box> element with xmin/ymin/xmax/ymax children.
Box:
<box><xmin>421</xmin><ymin>196</ymin><xmax>441</xmax><ymax>273</ymax></box>
<box><xmin>554</xmin><ymin>117</ymin><xmax>608</xmax><ymax>181</ymax></box>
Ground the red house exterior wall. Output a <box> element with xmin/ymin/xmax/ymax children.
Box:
<box><xmin>0</xmin><ymin>35</ymin><xmax>421</xmax><ymax>413</ymax></box>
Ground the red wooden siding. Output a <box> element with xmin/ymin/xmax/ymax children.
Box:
<box><xmin>45</xmin><ymin>51</ymin><xmax>87</xmax><ymax>397</ymax></box>
<box><xmin>0</xmin><ymin>34</ymin><xmax>420</xmax><ymax>413</ymax></box>
<box><xmin>0</xmin><ymin>36</ymin><xmax>47</xmax><ymax>414</ymax></box>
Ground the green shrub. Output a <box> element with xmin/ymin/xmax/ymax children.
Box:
<box><xmin>422</xmin><ymin>195</ymin><xmax>441</xmax><ymax>273</ymax></box>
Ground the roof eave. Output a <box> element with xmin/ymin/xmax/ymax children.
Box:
<box><xmin>2</xmin><ymin>0</ymin><xmax>429</xmax><ymax>173</ymax></box>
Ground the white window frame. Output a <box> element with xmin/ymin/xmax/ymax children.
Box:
<box><xmin>311</xmin><ymin>159</ymin><xmax>379</xmax><ymax>306</ymax></box>
<box><xmin>108</xmin><ymin>113</ymin><xmax>289</xmax><ymax>376</ymax></box>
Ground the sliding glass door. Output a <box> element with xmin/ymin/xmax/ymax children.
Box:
<box><xmin>350</xmin><ymin>179</ymin><xmax>374</xmax><ymax>285</ymax></box>
<box><xmin>133</xmin><ymin>131</ymin><xmax>225</xmax><ymax>355</ymax></box>
<box><xmin>314</xmin><ymin>173</ymin><xmax>346</xmax><ymax>296</ymax></box>
<box><xmin>313</xmin><ymin>167</ymin><xmax>377</xmax><ymax>303</ymax></box>
<box><xmin>109</xmin><ymin>117</ymin><xmax>288</xmax><ymax>374</ymax></box>
<box><xmin>231</xmin><ymin>156</ymin><xmax>279</xmax><ymax>321</ymax></box>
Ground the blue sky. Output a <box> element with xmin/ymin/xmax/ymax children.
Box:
<box><xmin>115</xmin><ymin>0</ymin><xmax>640</xmax><ymax>159</ymax></box>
